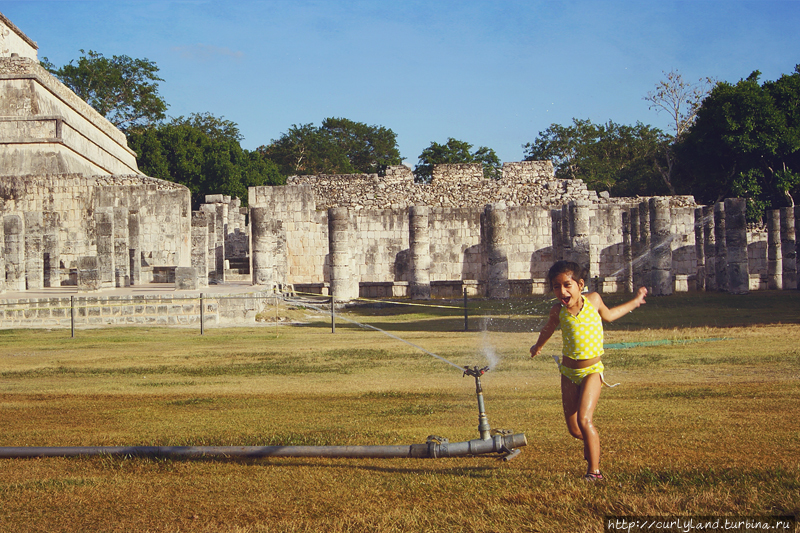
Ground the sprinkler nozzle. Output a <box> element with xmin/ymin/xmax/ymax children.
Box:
<box><xmin>463</xmin><ymin>365</ymin><xmax>490</xmax><ymax>378</ymax></box>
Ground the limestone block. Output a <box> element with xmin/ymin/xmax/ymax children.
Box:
<box><xmin>77</xmin><ymin>256</ymin><xmax>101</xmax><ymax>291</ymax></box>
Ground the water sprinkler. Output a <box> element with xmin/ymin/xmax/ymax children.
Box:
<box><xmin>462</xmin><ymin>365</ymin><xmax>522</xmax><ymax>461</ymax></box>
<box><xmin>463</xmin><ymin>366</ymin><xmax>492</xmax><ymax>440</ymax></box>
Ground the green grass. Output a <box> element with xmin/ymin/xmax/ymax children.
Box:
<box><xmin>0</xmin><ymin>291</ymin><xmax>798</xmax><ymax>531</ymax></box>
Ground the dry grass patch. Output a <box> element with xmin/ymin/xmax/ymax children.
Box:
<box><xmin>0</xmin><ymin>292</ymin><xmax>798</xmax><ymax>531</ymax></box>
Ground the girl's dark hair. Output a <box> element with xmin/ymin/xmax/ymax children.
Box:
<box><xmin>547</xmin><ymin>260</ymin><xmax>587</xmax><ymax>284</ymax></box>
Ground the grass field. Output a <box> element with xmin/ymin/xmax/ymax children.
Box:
<box><xmin>0</xmin><ymin>291</ymin><xmax>798</xmax><ymax>532</ymax></box>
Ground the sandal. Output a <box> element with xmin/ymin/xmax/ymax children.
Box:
<box><xmin>583</xmin><ymin>472</ymin><xmax>604</xmax><ymax>481</ymax></box>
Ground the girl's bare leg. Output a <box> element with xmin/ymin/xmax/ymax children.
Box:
<box><xmin>561</xmin><ymin>375</ymin><xmax>583</xmax><ymax>442</ymax></box>
<box><xmin>577</xmin><ymin>372</ymin><xmax>602</xmax><ymax>473</ymax></box>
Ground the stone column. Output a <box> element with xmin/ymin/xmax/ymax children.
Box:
<box><xmin>215</xmin><ymin>202</ymin><xmax>227</xmax><ymax>283</ymax></box>
<box><xmin>24</xmin><ymin>211</ymin><xmax>43</xmax><ymax>290</ymax></box>
<box><xmin>200</xmin><ymin>208</ymin><xmax>217</xmax><ymax>283</ymax></box>
<box><xmin>114</xmin><ymin>207</ymin><xmax>130</xmax><ymax>287</ymax></box>
<box><xmin>561</xmin><ymin>205</ymin><xmax>570</xmax><ymax>261</ymax></box>
<box><xmin>95</xmin><ymin>208</ymin><xmax>115</xmax><ymax>289</ymax></box>
<box><xmin>485</xmin><ymin>203</ymin><xmax>510</xmax><ymax>299</ymax></box>
<box><xmin>780</xmin><ymin>207</ymin><xmax>796</xmax><ymax>290</ymax></box>
<box><xmin>191</xmin><ymin>211</ymin><xmax>209</xmax><ymax>289</ymax></box>
<box><xmin>622</xmin><ymin>210</ymin><xmax>633</xmax><ymax>293</ymax></box>
<box><xmin>694</xmin><ymin>207</ymin><xmax>705</xmax><ymax>291</ymax></box>
<box><xmin>77</xmin><ymin>256</ymin><xmax>101</xmax><ymax>291</ymax></box>
<box><xmin>408</xmin><ymin>205</ymin><xmax>431</xmax><ymax>300</ymax></box>
<box><xmin>638</xmin><ymin>200</ymin><xmax>651</xmax><ymax>290</ymax></box>
<box><xmin>4</xmin><ymin>215</ymin><xmax>25</xmax><ymax>292</ymax></box>
<box><xmin>43</xmin><ymin>212</ymin><xmax>61</xmax><ymax>288</ymax></box>
<box><xmin>629</xmin><ymin>205</ymin><xmax>641</xmax><ymax>289</ymax></box>
<box><xmin>724</xmin><ymin>198</ymin><xmax>749</xmax><ymax>294</ymax></box>
<box><xmin>767</xmin><ymin>209</ymin><xmax>782</xmax><ymax>290</ymax></box>
<box><xmin>550</xmin><ymin>209</ymin><xmax>563</xmax><ymax>262</ymax></box>
<box><xmin>649</xmin><ymin>198</ymin><xmax>672</xmax><ymax>296</ymax></box>
<box><xmin>569</xmin><ymin>201</ymin><xmax>591</xmax><ymax>273</ymax></box>
<box><xmin>328</xmin><ymin>207</ymin><xmax>356</xmax><ymax>301</ymax></box>
<box><xmin>250</xmin><ymin>207</ymin><xmax>280</xmax><ymax>289</ymax></box>
<box><xmin>703</xmin><ymin>205</ymin><xmax>717</xmax><ymax>291</ymax></box>
<box><xmin>175</xmin><ymin>267</ymin><xmax>198</xmax><ymax>290</ymax></box>
<box><xmin>128</xmin><ymin>211</ymin><xmax>141</xmax><ymax>286</ymax></box>
<box><xmin>231</xmin><ymin>198</ymin><xmax>242</xmax><ymax>233</ymax></box>
<box><xmin>714</xmin><ymin>202</ymin><xmax>728</xmax><ymax>291</ymax></box>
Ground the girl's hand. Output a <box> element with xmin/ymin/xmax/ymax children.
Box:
<box><xmin>635</xmin><ymin>287</ymin><xmax>648</xmax><ymax>307</ymax></box>
<box><xmin>530</xmin><ymin>345</ymin><xmax>542</xmax><ymax>358</ymax></box>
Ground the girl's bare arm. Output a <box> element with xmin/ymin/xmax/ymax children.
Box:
<box><xmin>530</xmin><ymin>304</ymin><xmax>561</xmax><ymax>357</ymax></box>
<box><xmin>588</xmin><ymin>287</ymin><xmax>647</xmax><ymax>323</ymax></box>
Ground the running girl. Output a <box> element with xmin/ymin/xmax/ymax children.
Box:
<box><xmin>530</xmin><ymin>260</ymin><xmax>647</xmax><ymax>481</ymax></box>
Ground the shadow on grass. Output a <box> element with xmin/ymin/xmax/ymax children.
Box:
<box><xmin>90</xmin><ymin>454</ymin><xmax>505</xmax><ymax>476</ymax></box>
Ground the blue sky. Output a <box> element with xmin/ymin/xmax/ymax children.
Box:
<box><xmin>3</xmin><ymin>0</ymin><xmax>799</xmax><ymax>165</ymax></box>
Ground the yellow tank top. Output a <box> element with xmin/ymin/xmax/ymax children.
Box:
<box><xmin>559</xmin><ymin>295</ymin><xmax>604</xmax><ymax>360</ymax></box>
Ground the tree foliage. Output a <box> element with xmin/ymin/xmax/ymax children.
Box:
<box><xmin>676</xmin><ymin>65</ymin><xmax>800</xmax><ymax>221</ymax></box>
<box><xmin>259</xmin><ymin>118</ymin><xmax>402</xmax><ymax>176</ymax></box>
<box><xmin>127</xmin><ymin>113</ymin><xmax>283</xmax><ymax>207</ymax></box>
<box><xmin>523</xmin><ymin>119</ymin><xmax>670</xmax><ymax>196</ymax></box>
<box><xmin>414</xmin><ymin>138</ymin><xmax>501</xmax><ymax>182</ymax></box>
<box><xmin>42</xmin><ymin>49</ymin><xmax>168</xmax><ymax>131</ymax></box>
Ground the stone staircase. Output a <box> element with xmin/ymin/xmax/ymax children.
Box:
<box><xmin>224</xmin><ymin>257</ymin><xmax>250</xmax><ymax>282</ymax></box>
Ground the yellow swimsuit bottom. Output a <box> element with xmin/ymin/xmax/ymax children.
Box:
<box><xmin>555</xmin><ymin>358</ymin><xmax>619</xmax><ymax>387</ymax></box>
<box><xmin>559</xmin><ymin>360</ymin><xmax>604</xmax><ymax>385</ymax></box>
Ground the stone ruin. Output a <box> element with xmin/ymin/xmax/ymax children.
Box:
<box><xmin>0</xmin><ymin>11</ymin><xmax>798</xmax><ymax>313</ymax></box>
<box><xmin>248</xmin><ymin>171</ymin><xmax>797</xmax><ymax>300</ymax></box>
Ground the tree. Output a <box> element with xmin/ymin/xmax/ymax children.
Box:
<box><xmin>677</xmin><ymin>66</ymin><xmax>800</xmax><ymax>221</ymax></box>
<box><xmin>259</xmin><ymin>118</ymin><xmax>402</xmax><ymax>176</ymax></box>
<box><xmin>260</xmin><ymin>123</ymin><xmax>353</xmax><ymax>176</ymax></box>
<box><xmin>173</xmin><ymin>112</ymin><xmax>244</xmax><ymax>142</ymax></box>
<box><xmin>127</xmin><ymin>113</ymin><xmax>284</xmax><ymax>207</ymax></box>
<box><xmin>414</xmin><ymin>138</ymin><xmax>501</xmax><ymax>183</ymax></box>
<box><xmin>321</xmin><ymin>117</ymin><xmax>402</xmax><ymax>174</ymax></box>
<box><xmin>644</xmin><ymin>69</ymin><xmax>714</xmax><ymax>194</ymax></box>
<box><xmin>42</xmin><ymin>49</ymin><xmax>168</xmax><ymax>131</ymax></box>
<box><xmin>523</xmin><ymin>119</ymin><xmax>669</xmax><ymax>196</ymax></box>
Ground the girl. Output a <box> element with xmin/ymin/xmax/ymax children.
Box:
<box><xmin>530</xmin><ymin>260</ymin><xmax>647</xmax><ymax>481</ymax></box>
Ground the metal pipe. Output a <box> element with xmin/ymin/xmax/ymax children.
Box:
<box><xmin>464</xmin><ymin>366</ymin><xmax>492</xmax><ymax>440</ymax></box>
<box><xmin>0</xmin><ymin>433</ymin><xmax>526</xmax><ymax>459</ymax></box>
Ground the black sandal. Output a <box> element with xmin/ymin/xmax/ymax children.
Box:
<box><xmin>583</xmin><ymin>472</ymin><xmax>604</xmax><ymax>481</ymax></box>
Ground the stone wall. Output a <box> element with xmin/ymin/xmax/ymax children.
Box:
<box><xmin>286</xmin><ymin>161</ymin><xmax>597</xmax><ymax>209</ymax></box>
<box><xmin>0</xmin><ymin>291</ymin><xmax>276</xmax><ymax>328</ymax></box>
<box><xmin>0</xmin><ymin>174</ymin><xmax>191</xmax><ymax>289</ymax></box>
